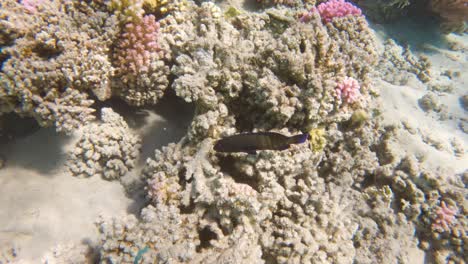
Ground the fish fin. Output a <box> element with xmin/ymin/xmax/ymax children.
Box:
<box><xmin>243</xmin><ymin>147</ymin><xmax>257</xmax><ymax>155</ymax></box>
<box><xmin>288</xmin><ymin>133</ymin><xmax>309</xmax><ymax>145</ymax></box>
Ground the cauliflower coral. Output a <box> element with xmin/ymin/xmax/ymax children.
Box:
<box><xmin>316</xmin><ymin>0</ymin><xmax>363</xmax><ymax>23</ymax></box>
<box><xmin>335</xmin><ymin>76</ymin><xmax>361</xmax><ymax>104</ymax></box>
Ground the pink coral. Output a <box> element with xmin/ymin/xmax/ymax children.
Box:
<box><xmin>114</xmin><ymin>14</ymin><xmax>160</xmax><ymax>79</ymax></box>
<box><xmin>312</xmin><ymin>0</ymin><xmax>362</xmax><ymax>23</ymax></box>
<box><xmin>432</xmin><ymin>201</ymin><xmax>458</xmax><ymax>232</ymax></box>
<box><xmin>335</xmin><ymin>76</ymin><xmax>361</xmax><ymax>104</ymax></box>
<box><xmin>20</xmin><ymin>0</ymin><xmax>46</xmax><ymax>13</ymax></box>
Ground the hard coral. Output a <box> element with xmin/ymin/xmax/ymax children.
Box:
<box><xmin>116</xmin><ymin>15</ymin><xmax>160</xmax><ymax>75</ymax></box>
<box><xmin>20</xmin><ymin>0</ymin><xmax>46</xmax><ymax>13</ymax></box>
<box><xmin>167</xmin><ymin>4</ymin><xmax>376</xmax><ymax>131</ymax></box>
<box><xmin>143</xmin><ymin>0</ymin><xmax>170</xmax><ymax>16</ymax></box>
<box><xmin>0</xmin><ymin>0</ymin><xmax>118</xmax><ymax>132</ymax></box>
<box><xmin>432</xmin><ymin>201</ymin><xmax>458</xmax><ymax>232</ymax></box>
<box><xmin>108</xmin><ymin>0</ymin><xmax>145</xmax><ymax>25</ymax></box>
<box><xmin>99</xmin><ymin>3</ymin><xmax>383</xmax><ymax>263</ymax></box>
<box><xmin>315</xmin><ymin>0</ymin><xmax>362</xmax><ymax>23</ymax></box>
<box><xmin>335</xmin><ymin>76</ymin><xmax>361</xmax><ymax>104</ymax></box>
<box><xmin>67</xmin><ymin>108</ymin><xmax>141</xmax><ymax>180</ymax></box>
<box><xmin>113</xmin><ymin>14</ymin><xmax>169</xmax><ymax>106</ymax></box>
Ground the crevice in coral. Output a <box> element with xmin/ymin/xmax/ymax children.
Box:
<box><xmin>196</xmin><ymin>226</ymin><xmax>218</xmax><ymax>252</ymax></box>
<box><xmin>179</xmin><ymin>195</ymin><xmax>196</xmax><ymax>215</ymax></box>
<box><xmin>32</xmin><ymin>43</ymin><xmax>62</xmax><ymax>60</ymax></box>
<box><xmin>0</xmin><ymin>50</ymin><xmax>10</xmax><ymax>71</ymax></box>
<box><xmin>217</xmin><ymin>155</ymin><xmax>260</xmax><ymax>192</ymax></box>
<box><xmin>178</xmin><ymin>166</ymin><xmax>188</xmax><ymax>185</ymax></box>
<box><xmin>260</xmin><ymin>250</ymin><xmax>278</xmax><ymax>264</ymax></box>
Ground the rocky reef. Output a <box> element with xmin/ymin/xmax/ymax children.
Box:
<box><xmin>350</xmin><ymin>0</ymin><xmax>468</xmax><ymax>33</ymax></box>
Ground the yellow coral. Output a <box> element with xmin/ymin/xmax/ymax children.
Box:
<box><xmin>108</xmin><ymin>0</ymin><xmax>145</xmax><ymax>24</ymax></box>
<box><xmin>143</xmin><ymin>0</ymin><xmax>168</xmax><ymax>14</ymax></box>
<box><xmin>143</xmin><ymin>0</ymin><xmax>186</xmax><ymax>17</ymax></box>
<box><xmin>308</xmin><ymin>128</ymin><xmax>326</xmax><ymax>153</ymax></box>
<box><xmin>348</xmin><ymin>109</ymin><xmax>369</xmax><ymax>128</ymax></box>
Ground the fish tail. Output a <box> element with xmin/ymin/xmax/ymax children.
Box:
<box><xmin>288</xmin><ymin>133</ymin><xmax>309</xmax><ymax>145</ymax></box>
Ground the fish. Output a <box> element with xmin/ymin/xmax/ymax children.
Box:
<box><xmin>213</xmin><ymin>132</ymin><xmax>309</xmax><ymax>154</ymax></box>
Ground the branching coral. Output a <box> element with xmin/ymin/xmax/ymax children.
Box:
<box><xmin>0</xmin><ymin>0</ymin><xmax>118</xmax><ymax>132</ymax></box>
<box><xmin>308</xmin><ymin>128</ymin><xmax>327</xmax><ymax>152</ymax></box>
<box><xmin>431</xmin><ymin>201</ymin><xmax>458</xmax><ymax>232</ymax></box>
<box><xmin>165</xmin><ymin>3</ymin><xmax>377</xmax><ymax>133</ymax></box>
<box><xmin>113</xmin><ymin>14</ymin><xmax>169</xmax><ymax>106</ymax></box>
<box><xmin>93</xmin><ymin>3</ymin><xmax>468</xmax><ymax>263</ymax></box>
<box><xmin>108</xmin><ymin>0</ymin><xmax>145</xmax><ymax>25</ymax></box>
<box><xmin>143</xmin><ymin>0</ymin><xmax>186</xmax><ymax>17</ymax></box>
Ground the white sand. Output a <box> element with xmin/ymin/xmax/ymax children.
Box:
<box><xmin>378</xmin><ymin>33</ymin><xmax>467</xmax><ymax>174</ymax></box>
<box><xmin>0</xmin><ymin>128</ymin><xmax>133</xmax><ymax>262</ymax></box>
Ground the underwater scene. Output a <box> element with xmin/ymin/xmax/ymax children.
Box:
<box><xmin>0</xmin><ymin>0</ymin><xmax>467</xmax><ymax>263</ymax></box>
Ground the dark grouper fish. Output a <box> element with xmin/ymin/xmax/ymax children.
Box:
<box><xmin>213</xmin><ymin>132</ymin><xmax>309</xmax><ymax>154</ymax></box>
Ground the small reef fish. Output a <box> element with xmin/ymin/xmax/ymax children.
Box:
<box><xmin>133</xmin><ymin>246</ymin><xmax>149</xmax><ymax>264</ymax></box>
<box><xmin>213</xmin><ymin>132</ymin><xmax>309</xmax><ymax>154</ymax></box>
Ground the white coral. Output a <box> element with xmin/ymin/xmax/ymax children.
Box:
<box><xmin>67</xmin><ymin>108</ymin><xmax>141</xmax><ymax>180</ymax></box>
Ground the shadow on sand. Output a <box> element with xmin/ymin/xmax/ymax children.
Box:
<box><xmin>98</xmin><ymin>90</ymin><xmax>195</xmax><ymax>167</ymax></box>
<box><xmin>0</xmin><ymin>115</ymin><xmax>72</xmax><ymax>175</ymax></box>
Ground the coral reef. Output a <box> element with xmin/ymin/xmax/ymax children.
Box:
<box><xmin>377</xmin><ymin>39</ymin><xmax>431</xmax><ymax>85</ymax></box>
<box><xmin>0</xmin><ymin>0</ymin><xmax>118</xmax><ymax>132</ymax></box>
<box><xmin>67</xmin><ymin>108</ymin><xmax>141</xmax><ymax>180</ymax></box>
<box><xmin>96</xmin><ymin>3</ymin><xmax>413</xmax><ymax>264</ymax></box>
<box><xmin>108</xmin><ymin>0</ymin><xmax>145</xmax><ymax>25</ymax></box>
<box><xmin>164</xmin><ymin>2</ymin><xmax>377</xmax><ymax>132</ymax></box>
<box><xmin>1</xmin><ymin>0</ymin><xmax>465</xmax><ymax>263</ymax></box>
